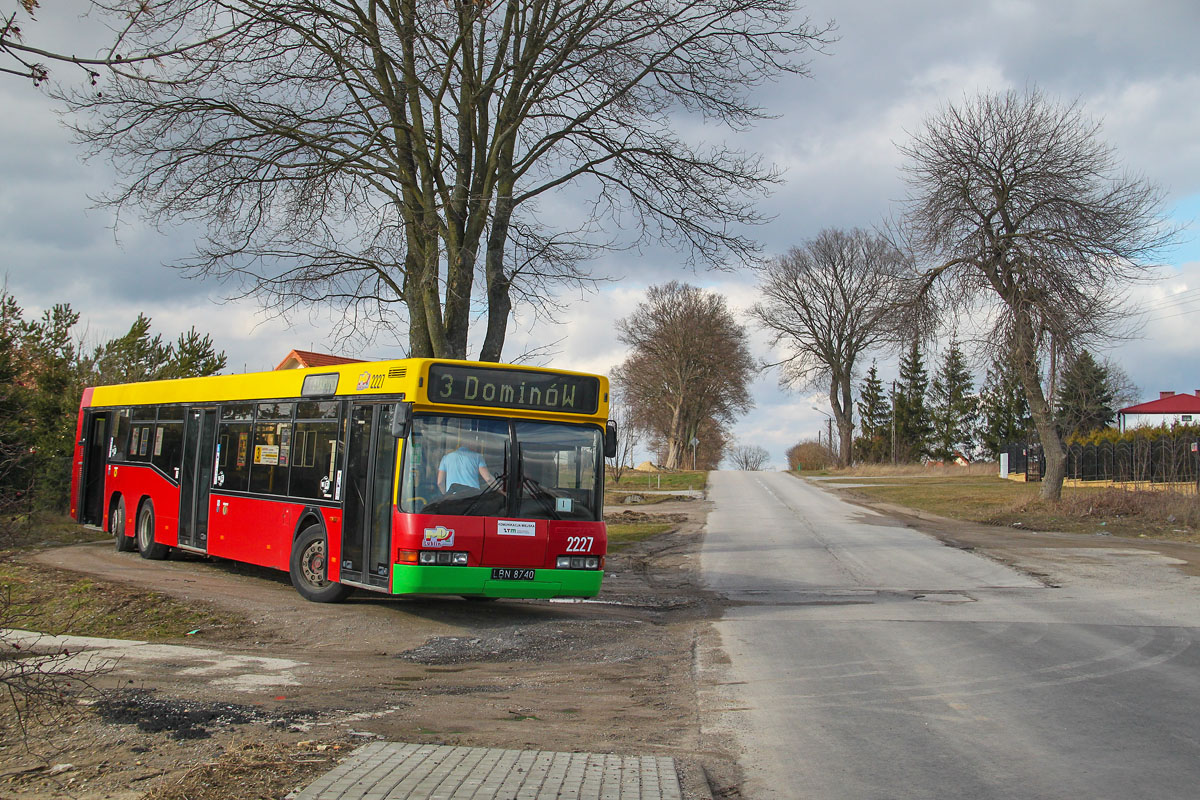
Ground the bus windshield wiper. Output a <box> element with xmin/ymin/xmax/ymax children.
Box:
<box><xmin>516</xmin><ymin>444</ymin><xmax>561</xmax><ymax>520</ymax></box>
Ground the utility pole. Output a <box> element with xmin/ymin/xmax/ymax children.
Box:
<box><xmin>891</xmin><ymin>380</ymin><xmax>897</xmax><ymax>465</ymax></box>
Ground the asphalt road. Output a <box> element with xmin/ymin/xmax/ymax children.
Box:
<box><xmin>699</xmin><ymin>471</ymin><xmax>1200</xmax><ymax>800</ymax></box>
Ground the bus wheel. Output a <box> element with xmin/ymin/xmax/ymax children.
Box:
<box><xmin>290</xmin><ymin>525</ymin><xmax>351</xmax><ymax>603</ymax></box>
<box><xmin>112</xmin><ymin>497</ymin><xmax>135</xmax><ymax>552</ymax></box>
<box><xmin>136</xmin><ymin>503</ymin><xmax>170</xmax><ymax>560</ymax></box>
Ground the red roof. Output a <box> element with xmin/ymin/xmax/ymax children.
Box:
<box><xmin>275</xmin><ymin>349</ymin><xmax>366</xmax><ymax>370</ymax></box>
<box><xmin>1120</xmin><ymin>392</ymin><xmax>1200</xmax><ymax>415</ymax></box>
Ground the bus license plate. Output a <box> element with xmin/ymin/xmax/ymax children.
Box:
<box><xmin>491</xmin><ymin>568</ymin><xmax>536</xmax><ymax>581</ymax></box>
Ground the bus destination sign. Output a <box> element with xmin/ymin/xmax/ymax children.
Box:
<box><xmin>428</xmin><ymin>364</ymin><xmax>600</xmax><ymax>415</ymax></box>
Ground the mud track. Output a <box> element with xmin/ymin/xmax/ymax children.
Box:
<box><xmin>7</xmin><ymin>499</ymin><xmax>736</xmax><ymax>800</ymax></box>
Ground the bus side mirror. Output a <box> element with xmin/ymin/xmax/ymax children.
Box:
<box><xmin>391</xmin><ymin>402</ymin><xmax>413</xmax><ymax>438</ymax></box>
<box><xmin>604</xmin><ymin>420</ymin><xmax>618</xmax><ymax>459</ymax></box>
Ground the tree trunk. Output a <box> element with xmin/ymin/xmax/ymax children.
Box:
<box><xmin>831</xmin><ymin>376</ymin><xmax>854</xmax><ymax>468</ymax></box>
<box><xmin>663</xmin><ymin>404</ymin><xmax>685</xmax><ymax>469</ymax></box>
<box><xmin>479</xmin><ymin>190</ymin><xmax>514</xmax><ymax>363</ymax></box>
<box><xmin>1012</xmin><ymin>313</ymin><xmax>1066</xmax><ymax>500</ymax></box>
<box><xmin>404</xmin><ymin>249</ymin><xmax>434</xmax><ymax>358</ymax></box>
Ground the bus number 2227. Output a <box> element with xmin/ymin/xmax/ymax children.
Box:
<box><xmin>566</xmin><ymin>536</ymin><xmax>594</xmax><ymax>552</ymax></box>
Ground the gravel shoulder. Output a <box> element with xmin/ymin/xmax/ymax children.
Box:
<box><xmin>4</xmin><ymin>498</ymin><xmax>730</xmax><ymax>800</ymax></box>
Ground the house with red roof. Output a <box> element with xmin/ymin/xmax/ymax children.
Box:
<box><xmin>275</xmin><ymin>349</ymin><xmax>365</xmax><ymax>370</ymax></box>
<box><xmin>1117</xmin><ymin>390</ymin><xmax>1200</xmax><ymax>431</ymax></box>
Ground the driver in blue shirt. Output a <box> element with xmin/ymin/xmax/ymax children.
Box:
<box><xmin>437</xmin><ymin>434</ymin><xmax>496</xmax><ymax>494</ymax></box>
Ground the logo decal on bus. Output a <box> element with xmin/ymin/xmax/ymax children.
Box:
<box><xmin>356</xmin><ymin>371</ymin><xmax>385</xmax><ymax>391</ymax></box>
<box><xmin>422</xmin><ymin>526</ymin><xmax>455</xmax><ymax>548</ymax></box>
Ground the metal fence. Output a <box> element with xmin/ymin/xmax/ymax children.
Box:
<box><xmin>1005</xmin><ymin>437</ymin><xmax>1200</xmax><ymax>485</ymax></box>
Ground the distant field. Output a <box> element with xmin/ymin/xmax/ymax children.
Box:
<box><xmin>810</xmin><ymin>470</ymin><xmax>1200</xmax><ymax>542</ymax></box>
<box><xmin>608</xmin><ymin>470</ymin><xmax>707</xmax><ymax>492</ymax></box>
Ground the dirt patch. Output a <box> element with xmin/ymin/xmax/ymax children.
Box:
<box><xmin>95</xmin><ymin>689</ymin><xmax>320</xmax><ymax>740</ymax></box>
<box><xmin>6</xmin><ymin>500</ymin><xmax>726</xmax><ymax>799</ymax></box>
<box><xmin>608</xmin><ymin>509</ymin><xmax>690</xmax><ymax>525</ymax></box>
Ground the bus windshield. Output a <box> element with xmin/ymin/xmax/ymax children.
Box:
<box><xmin>400</xmin><ymin>414</ymin><xmax>602</xmax><ymax>521</ymax></box>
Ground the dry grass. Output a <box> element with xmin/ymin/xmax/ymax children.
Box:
<box><xmin>141</xmin><ymin>738</ymin><xmax>345</xmax><ymax>800</ymax></box>
<box><xmin>608</xmin><ymin>470</ymin><xmax>708</xmax><ymax>491</ymax></box>
<box><xmin>1001</xmin><ymin>486</ymin><xmax>1200</xmax><ymax>540</ymax></box>
<box><xmin>816</xmin><ymin>469</ymin><xmax>1200</xmax><ymax>542</ymax></box>
<box><xmin>822</xmin><ymin>462</ymin><xmax>1001</xmax><ymax>478</ymax></box>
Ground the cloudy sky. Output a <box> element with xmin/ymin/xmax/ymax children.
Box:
<box><xmin>3</xmin><ymin>1</ymin><xmax>1199</xmax><ymax>468</ymax></box>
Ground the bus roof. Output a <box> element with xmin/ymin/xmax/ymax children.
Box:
<box><xmin>82</xmin><ymin>358</ymin><xmax>610</xmax><ymax>421</ymax></box>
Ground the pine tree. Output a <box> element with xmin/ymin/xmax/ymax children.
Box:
<box><xmin>928</xmin><ymin>339</ymin><xmax>977</xmax><ymax>462</ymax></box>
<box><xmin>20</xmin><ymin>304</ymin><xmax>86</xmax><ymax>511</ymax></box>
<box><xmin>893</xmin><ymin>338</ymin><xmax>932</xmax><ymax>461</ymax></box>
<box><xmin>161</xmin><ymin>327</ymin><xmax>229</xmax><ymax>379</ymax></box>
<box><xmin>89</xmin><ymin>313</ymin><xmax>172</xmax><ymax>385</ymax></box>
<box><xmin>89</xmin><ymin>314</ymin><xmax>228</xmax><ymax>384</ymax></box>
<box><xmin>0</xmin><ymin>291</ymin><xmax>34</xmax><ymax>534</ymax></box>
<box><xmin>854</xmin><ymin>362</ymin><xmax>892</xmax><ymax>462</ymax></box>
<box><xmin>1055</xmin><ymin>350</ymin><xmax>1116</xmax><ymax>438</ymax></box>
<box><xmin>978</xmin><ymin>355</ymin><xmax>1033</xmax><ymax>459</ymax></box>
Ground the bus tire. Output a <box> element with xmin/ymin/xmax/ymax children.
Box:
<box><xmin>290</xmin><ymin>525</ymin><xmax>351</xmax><ymax>603</ymax></box>
<box><xmin>135</xmin><ymin>502</ymin><xmax>170</xmax><ymax>560</ymax></box>
<box><xmin>112</xmin><ymin>497</ymin><xmax>135</xmax><ymax>552</ymax></box>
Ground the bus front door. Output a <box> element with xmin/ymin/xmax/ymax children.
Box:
<box><xmin>179</xmin><ymin>407</ymin><xmax>217</xmax><ymax>551</ymax></box>
<box><xmin>341</xmin><ymin>403</ymin><xmax>397</xmax><ymax>589</ymax></box>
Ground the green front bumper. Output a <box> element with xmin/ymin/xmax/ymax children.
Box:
<box><xmin>390</xmin><ymin>565</ymin><xmax>603</xmax><ymax>598</ymax></box>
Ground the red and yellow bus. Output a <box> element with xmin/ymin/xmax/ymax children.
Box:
<box><xmin>70</xmin><ymin>358</ymin><xmax>616</xmax><ymax>602</ymax></box>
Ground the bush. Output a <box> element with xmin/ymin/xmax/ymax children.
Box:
<box><xmin>786</xmin><ymin>439</ymin><xmax>833</xmax><ymax>471</ymax></box>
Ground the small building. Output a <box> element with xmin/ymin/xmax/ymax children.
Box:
<box><xmin>1117</xmin><ymin>390</ymin><xmax>1200</xmax><ymax>431</ymax></box>
<box><xmin>275</xmin><ymin>349</ymin><xmax>365</xmax><ymax>371</ymax></box>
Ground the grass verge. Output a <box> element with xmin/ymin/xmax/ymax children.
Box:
<box><xmin>811</xmin><ymin>469</ymin><xmax>1200</xmax><ymax>542</ymax></box>
<box><xmin>1</xmin><ymin>559</ymin><xmax>248</xmax><ymax>641</ymax></box>
<box><xmin>608</xmin><ymin>470</ymin><xmax>707</xmax><ymax>492</ymax></box>
<box><xmin>1</xmin><ymin>515</ymin><xmax>247</xmax><ymax>641</ymax></box>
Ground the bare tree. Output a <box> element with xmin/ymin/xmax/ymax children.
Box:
<box><xmin>2</xmin><ymin>1</ymin><xmax>226</xmax><ymax>86</ymax></box>
<box><xmin>62</xmin><ymin>0</ymin><xmax>831</xmax><ymax>360</ymax></box>
<box><xmin>1</xmin><ymin>591</ymin><xmax>110</xmax><ymax>747</ymax></box>
<box><xmin>727</xmin><ymin>444</ymin><xmax>770</xmax><ymax>470</ymax></box>
<box><xmin>605</xmin><ymin>388</ymin><xmax>641</xmax><ymax>484</ymax></box>
<box><xmin>898</xmin><ymin>89</ymin><xmax>1174</xmax><ymax>500</ymax></box>
<box><xmin>614</xmin><ymin>282</ymin><xmax>754</xmax><ymax>470</ymax></box>
<box><xmin>750</xmin><ymin>228</ymin><xmax>907</xmax><ymax>466</ymax></box>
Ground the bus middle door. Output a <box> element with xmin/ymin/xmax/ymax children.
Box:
<box><xmin>179</xmin><ymin>407</ymin><xmax>217</xmax><ymax>551</ymax></box>
<box><xmin>341</xmin><ymin>403</ymin><xmax>398</xmax><ymax>589</ymax></box>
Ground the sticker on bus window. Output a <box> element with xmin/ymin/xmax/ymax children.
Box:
<box><xmin>154</xmin><ymin>428</ymin><xmax>164</xmax><ymax>457</ymax></box>
<box><xmin>237</xmin><ymin>433</ymin><xmax>248</xmax><ymax>468</ymax></box>
<box><xmin>555</xmin><ymin>497</ymin><xmax>572</xmax><ymax>513</ymax></box>
<box><xmin>131</xmin><ymin>429</ymin><xmax>140</xmax><ymax>454</ymax></box>
<box><xmin>254</xmin><ymin>445</ymin><xmax>280</xmax><ymax>466</ymax></box>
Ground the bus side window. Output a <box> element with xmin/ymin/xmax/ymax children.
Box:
<box><xmin>217</xmin><ymin>403</ymin><xmax>254</xmax><ymax>491</ymax></box>
<box><xmin>153</xmin><ymin>421</ymin><xmax>184</xmax><ymax>478</ymax></box>
<box><xmin>109</xmin><ymin>410</ymin><xmax>131</xmax><ymax>462</ymax></box>
<box><xmin>289</xmin><ymin>419</ymin><xmax>339</xmax><ymax>499</ymax></box>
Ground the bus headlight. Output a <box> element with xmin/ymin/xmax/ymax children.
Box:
<box><xmin>415</xmin><ymin>551</ymin><xmax>469</xmax><ymax>566</ymax></box>
<box><xmin>556</xmin><ymin>555</ymin><xmax>603</xmax><ymax>570</ymax></box>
